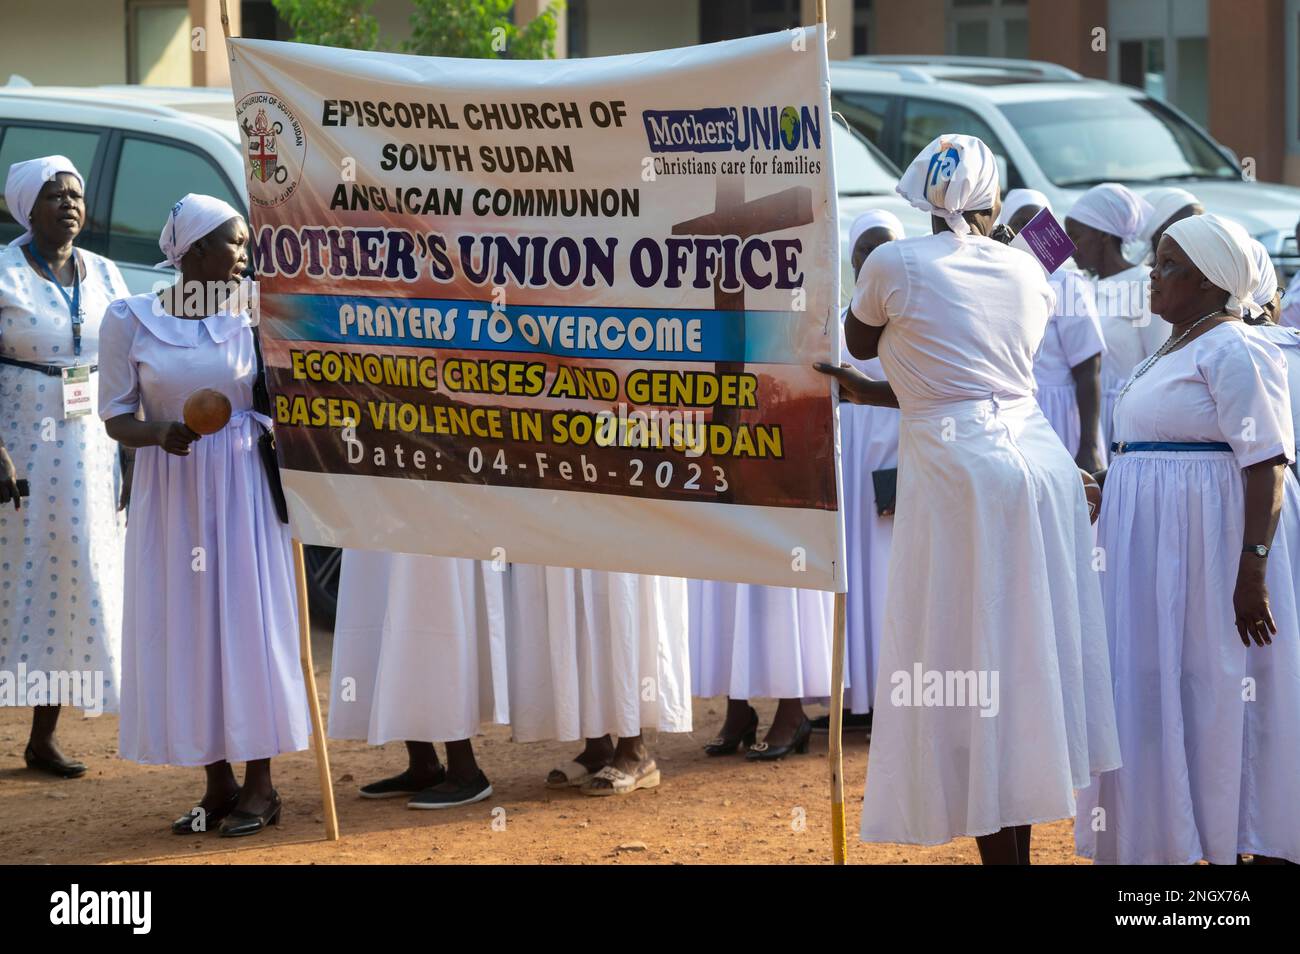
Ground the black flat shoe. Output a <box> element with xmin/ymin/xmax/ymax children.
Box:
<box><xmin>218</xmin><ymin>790</ymin><xmax>282</xmax><ymax>837</ymax></box>
<box><xmin>746</xmin><ymin>716</ymin><xmax>813</xmax><ymax>761</ymax></box>
<box><xmin>24</xmin><ymin>744</ymin><xmax>86</xmax><ymax>779</ymax></box>
<box><xmin>172</xmin><ymin>789</ymin><xmax>241</xmax><ymax>834</ymax></box>
<box><xmin>810</xmin><ymin>710</ymin><xmax>873</xmax><ymax>734</ymax></box>
<box><xmin>703</xmin><ymin>705</ymin><xmax>759</xmax><ymax>756</ymax></box>
<box><xmin>359</xmin><ymin>766</ymin><xmax>446</xmax><ymax>799</ymax></box>
<box><xmin>407</xmin><ymin>772</ymin><xmax>493</xmax><ymax>809</ymax></box>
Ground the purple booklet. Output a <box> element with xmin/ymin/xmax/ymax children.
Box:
<box><xmin>1009</xmin><ymin>207</ymin><xmax>1076</xmax><ymax>275</ymax></box>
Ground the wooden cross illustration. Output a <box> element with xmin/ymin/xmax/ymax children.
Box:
<box><xmin>672</xmin><ymin>177</ymin><xmax>813</xmax><ymax>498</ymax></box>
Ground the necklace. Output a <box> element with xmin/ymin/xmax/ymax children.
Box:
<box><xmin>1115</xmin><ymin>309</ymin><xmax>1225</xmax><ymax>407</ymax></box>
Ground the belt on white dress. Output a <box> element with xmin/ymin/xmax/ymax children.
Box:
<box><xmin>1110</xmin><ymin>441</ymin><xmax>1231</xmax><ymax>455</ymax></box>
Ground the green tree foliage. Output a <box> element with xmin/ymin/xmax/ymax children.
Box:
<box><xmin>271</xmin><ymin>0</ymin><xmax>380</xmax><ymax>50</ymax></box>
<box><xmin>405</xmin><ymin>0</ymin><xmax>564</xmax><ymax>59</ymax></box>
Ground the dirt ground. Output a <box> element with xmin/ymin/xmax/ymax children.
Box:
<box><xmin>0</xmin><ymin>627</ymin><xmax>1085</xmax><ymax>866</ymax></box>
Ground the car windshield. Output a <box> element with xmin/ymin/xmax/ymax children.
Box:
<box><xmin>831</xmin><ymin>121</ymin><xmax>899</xmax><ymax>196</ymax></box>
<box><xmin>999</xmin><ymin>95</ymin><xmax>1239</xmax><ymax>187</ymax></box>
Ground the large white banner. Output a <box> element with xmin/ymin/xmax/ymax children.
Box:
<box><xmin>228</xmin><ymin>27</ymin><xmax>844</xmax><ymax>590</ymax></box>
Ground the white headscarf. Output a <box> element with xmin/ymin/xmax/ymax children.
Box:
<box><xmin>849</xmin><ymin>209</ymin><xmax>906</xmax><ymax>249</ymax></box>
<box><xmin>156</xmin><ymin>193</ymin><xmax>243</xmax><ymax>269</ymax></box>
<box><xmin>1066</xmin><ymin>183</ymin><xmax>1154</xmax><ymax>242</ymax></box>
<box><xmin>1140</xmin><ymin>187</ymin><xmax>1200</xmax><ymax>242</ymax></box>
<box><xmin>1164</xmin><ymin>213</ymin><xmax>1262</xmax><ymax>318</ymax></box>
<box><xmin>895</xmin><ymin>134</ymin><xmax>999</xmax><ymax>236</ymax></box>
<box><xmin>1246</xmin><ymin>238</ymin><xmax>1278</xmax><ymax>312</ymax></box>
<box><xmin>4</xmin><ymin>155</ymin><xmax>83</xmax><ymax>247</ymax></box>
<box><xmin>995</xmin><ymin>188</ymin><xmax>1052</xmax><ymax>227</ymax></box>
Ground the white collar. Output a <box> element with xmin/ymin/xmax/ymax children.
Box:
<box><xmin>124</xmin><ymin>293</ymin><xmax>249</xmax><ymax>347</ymax></box>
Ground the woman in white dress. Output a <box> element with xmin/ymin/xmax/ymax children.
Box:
<box><xmin>0</xmin><ymin>156</ymin><xmax>127</xmax><ymax>778</ymax></box>
<box><xmin>98</xmin><ymin>195</ymin><xmax>309</xmax><ymax>837</ymax></box>
<box><xmin>1064</xmin><ymin>183</ymin><xmax>1167</xmax><ymax>454</ymax></box>
<box><xmin>329</xmin><ymin>550</ymin><xmax>508</xmax><ymax>808</ymax></box>
<box><xmin>1076</xmin><ymin>214</ymin><xmax>1300</xmax><ymax>865</ymax></box>
<box><xmin>507</xmin><ymin>566</ymin><xmax>690</xmax><ymax>795</ymax></box>
<box><xmin>819</xmin><ymin>135</ymin><xmax>1120</xmax><ymax>864</ymax></box>
<box><xmin>689</xmin><ymin>579</ymin><xmax>834</xmax><ymax>757</ymax></box>
<box><xmin>819</xmin><ymin>210</ymin><xmax>904</xmax><ymax>731</ymax></box>
<box><xmin>1139</xmin><ymin>187</ymin><xmax>1202</xmax><ymax>264</ymax></box>
<box><xmin>997</xmin><ymin>189</ymin><xmax>1107</xmax><ymax>471</ymax></box>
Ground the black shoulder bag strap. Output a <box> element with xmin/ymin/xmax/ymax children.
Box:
<box><xmin>251</xmin><ymin>326</ymin><xmax>290</xmax><ymax>524</ymax></box>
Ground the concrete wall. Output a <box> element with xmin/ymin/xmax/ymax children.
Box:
<box><xmin>1208</xmin><ymin>0</ymin><xmax>1285</xmax><ymax>183</ymax></box>
<box><xmin>871</xmin><ymin>0</ymin><xmax>945</xmax><ymax>55</ymax></box>
<box><xmin>0</xmin><ymin>0</ymin><xmax>129</xmax><ymax>85</ymax></box>
<box><xmin>1028</xmin><ymin>0</ymin><xmax>1108</xmax><ymax>78</ymax></box>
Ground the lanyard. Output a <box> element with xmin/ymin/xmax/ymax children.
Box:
<box><xmin>27</xmin><ymin>244</ymin><xmax>83</xmax><ymax>358</ymax></box>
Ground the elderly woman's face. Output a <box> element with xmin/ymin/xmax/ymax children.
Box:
<box><xmin>30</xmin><ymin>173</ymin><xmax>84</xmax><ymax>246</ymax></box>
<box><xmin>1149</xmin><ymin>234</ymin><xmax>1212</xmax><ymax>321</ymax></box>
<box><xmin>187</xmin><ymin>216</ymin><xmax>249</xmax><ymax>283</ymax></box>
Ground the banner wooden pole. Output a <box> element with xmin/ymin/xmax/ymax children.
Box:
<box><xmin>293</xmin><ymin>539</ymin><xmax>340</xmax><ymax>841</ymax></box>
<box><xmin>813</xmin><ymin>0</ymin><xmax>848</xmax><ymax>867</ymax></box>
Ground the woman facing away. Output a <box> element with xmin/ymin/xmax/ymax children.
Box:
<box><xmin>818</xmin><ymin>134</ymin><xmax>1119</xmax><ymax>864</ymax></box>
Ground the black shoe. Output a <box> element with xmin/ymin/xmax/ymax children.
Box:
<box><xmin>24</xmin><ymin>744</ymin><xmax>86</xmax><ymax>779</ymax></box>
<box><xmin>746</xmin><ymin>716</ymin><xmax>813</xmax><ymax>761</ymax></box>
<box><xmin>218</xmin><ymin>790</ymin><xmax>282</xmax><ymax>837</ymax></box>
<box><xmin>359</xmin><ymin>765</ymin><xmax>446</xmax><ymax>799</ymax></box>
<box><xmin>172</xmin><ymin>789</ymin><xmax>240</xmax><ymax>834</ymax></box>
<box><xmin>407</xmin><ymin>771</ymin><xmax>493</xmax><ymax>810</ymax></box>
<box><xmin>810</xmin><ymin>710</ymin><xmax>873</xmax><ymax>734</ymax></box>
<box><xmin>703</xmin><ymin>705</ymin><xmax>759</xmax><ymax>756</ymax></box>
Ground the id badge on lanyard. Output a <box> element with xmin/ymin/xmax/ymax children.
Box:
<box><xmin>29</xmin><ymin>246</ymin><xmax>91</xmax><ymax>418</ymax></box>
<box><xmin>61</xmin><ymin>365</ymin><xmax>94</xmax><ymax>418</ymax></box>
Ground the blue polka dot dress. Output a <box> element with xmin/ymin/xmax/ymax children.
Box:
<box><xmin>0</xmin><ymin>244</ymin><xmax>126</xmax><ymax>710</ymax></box>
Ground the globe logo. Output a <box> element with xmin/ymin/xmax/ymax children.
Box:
<box><xmin>779</xmin><ymin>106</ymin><xmax>801</xmax><ymax>149</ymax></box>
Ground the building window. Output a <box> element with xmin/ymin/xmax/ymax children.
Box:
<box><xmin>1109</xmin><ymin>0</ymin><xmax>1208</xmax><ymax>131</ymax></box>
<box><xmin>946</xmin><ymin>0</ymin><xmax>1028</xmax><ymax>58</ymax></box>
<box><xmin>567</xmin><ymin>0</ymin><xmax>588</xmax><ymax>57</ymax></box>
<box><xmin>127</xmin><ymin>0</ymin><xmax>191</xmax><ymax>86</ymax></box>
<box><xmin>1288</xmin><ymin>0</ymin><xmax>1300</xmax><ymax>157</ymax></box>
<box><xmin>702</xmin><ymin>0</ymin><xmax>801</xmax><ymax>43</ymax></box>
<box><xmin>853</xmin><ymin>0</ymin><xmax>873</xmax><ymax>55</ymax></box>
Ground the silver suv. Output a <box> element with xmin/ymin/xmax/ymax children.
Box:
<box><xmin>830</xmin><ymin>55</ymin><xmax>1300</xmax><ymax>276</ymax></box>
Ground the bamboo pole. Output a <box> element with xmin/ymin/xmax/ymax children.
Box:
<box><xmin>814</xmin><ymin>0</ymin><xmax>848</xmax><ymax>867</ymax></box>
<box><xmin>293</xmin><ymin>540</ymin><xmax>340</xmax><ymax>841</ymax></box>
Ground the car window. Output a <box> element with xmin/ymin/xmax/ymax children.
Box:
<box><xmin>999</xmin><ymin>96</ymin><xmax>1239</xmax><ymax>187</ymax></box>
<box><xmin>832</xmin><ymin>91</ymin><xmax>890</xmax><ymax>151</ymax></box>
<box><xmin>831</xmin><ymin>121</ymin><xmax>899</xmax><ymax>196</ymax></box>
<box><xmin>108</xmin><ymin>136</ymin><xmax>241</xmax><ymax>266</ymax></box>
<box><xmin>899</xmin><ymin>97</ymin><xmax>1023</xmax><ymax>189</ymax></box>
<box><xmin>0</xmin><ymin>125</ymin><xmax>102</xmax><ymax>243</ymax></box>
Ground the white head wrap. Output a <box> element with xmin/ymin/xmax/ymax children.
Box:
<box><xmin>995</xmin><ymin>188</ymin><xmax>1052</xmax><ymax>227</ymax></box>
<box><xmin>848</xmin><ymin>209</ymin><xmax>906</xmax><ymax>250</ymax></box>
<box><xmin>156</xmin><ymin>193</ymin><xmax>243</xmax><ymax>269</ymax></box>
<box><xmin>1245</xmin><ymin>238</ymin><xmax>1278</xmax><ymax>313</ymax></box>
<box><xmin>1066</xmin><ymin>183</ymin><xmax>1154</xmax><ymax>242</ymax></box>
<box><xmin>4</xmin><ymin>155</ymin><xmax>83</xmax><ymax>247</ymax></box>
<box><xmin>1164</xmin><ymin>213</ymin><xmax>1262</xmax><ymax>318</ymax></box>
<box><xmin>1140</xmin><ymin>187</ymin><xmax>1200</xmax><ymax>242</ymax></box>
<box><xmin>895</xmin><ymin>134</ymin><xmax>999</xmax><ymax>236</ymax></box>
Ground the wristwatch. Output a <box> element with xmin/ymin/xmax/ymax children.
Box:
<box><xmin>1243</xmin><ymin>544</ymin><xmax>1270</xmax><ymax>557</ymax></box>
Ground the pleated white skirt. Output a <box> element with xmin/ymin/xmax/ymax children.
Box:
<box><xmin>1037</xmin><ymin>381</ymin><xmax>1106</xmax><ymax>464</ymax></box>
<box><xmin>1075</xmin><ymin>455</ymin><xmax>1300</xmax><ymax>864</ymax></box>
<box><xmin>860</xmin><ymin>396</ymin><xmax>1119</xmax><ymax>845</ymax></box>
<box><xmin>328</xmin><ymin>550</ymin><xmax>509</xmax><ymax>744</ymax></box>
<box><xmin>687</xmin><ymin>579</ymin><xmax>835</xmax><ymax>700</ymax></box>
<box><xmin>505</xmin><ymin>566</ymin><xmax>691</xmax><ymax>742</ymax></box>
<box><xmin>839</xmin><ymin>400</ymin><xmax>898</xmax><ymax>713</ymax></box>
